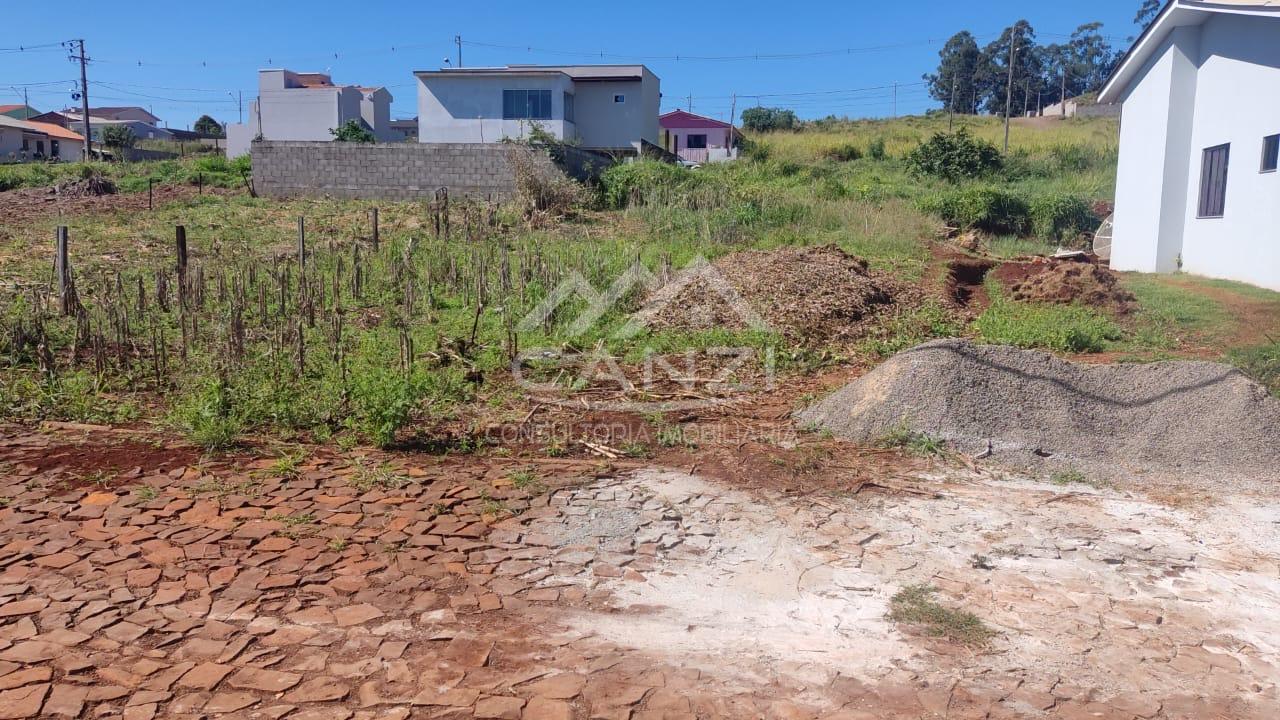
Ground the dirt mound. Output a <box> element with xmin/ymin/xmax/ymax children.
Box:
<box><xmin>799</xmin><ymin>339</ymin><xmax>1280</xmax><ymax>483</ymax></box>
<box><xmin>642</xmin><ymin>245</ymin><xmax>900</xmax><ymax>344</ymax></box>
<box><xmin>993</xmin><ymin>257</ymin><xmax>1136</xmax><ymax>313</ymax></box>
<box><xmin>55</xmin><ymin>175</ymin><xmax>116</xmax><ymax>198</ymax></box>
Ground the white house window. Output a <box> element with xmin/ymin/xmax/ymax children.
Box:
<box><xmin>563</xmin><ymin>92</ymin><xmax>575</xmax><ymax>123</ymax></box>
<box><xmin>1262</xmin><ymin>134</ymin><xmax>1279</xmax><ymax>173</ymax></box>
<box><xmin>1198</xmin><ymin>143</ymin><xmax>1230</xmax><ymax>219</ymax></box>
<box><xmin>686</xmin><ymin>134</ymin><xmax>708</xmax><ymax>149</ymax></box>
<box><xmin>502</xmin><ymin>89</ymin><xmax>552</xmax><ymax>120</ymax></box>
<box><xmin>613</xmin><ymin>94</ymin><xmax>625</xmax><ymax>103</ymax></box>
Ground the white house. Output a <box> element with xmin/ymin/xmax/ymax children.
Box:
<box><xmin>0</xmin><ymin>116</ymin><xmax>84</xmax><ymax>163</ymax></box>
<box><xmin>414</xmin><ymin>64</ymin><xmax>661</xmax><ymax>153</ymax></box>
<box><xmin>63</xmin><ymin>106</ymin><xmax>162</xmax><ymax>127</ymax></box>
<box><xmin>225</xmin><ymin>70</ymin><xmax>393</xmax><ymax>157</ymax></box>
<box><xmin>1099</xmin><ymin>0</ymin><xmax>1280</xmax><ymax>291</ymax></box>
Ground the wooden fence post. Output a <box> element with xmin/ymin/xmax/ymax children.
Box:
<box><xmin>56</xmin><ymin>226</ymin><xmax>71</xmax><ymax>315</ymax></box>
<box><xmin>175</xmin><ymin>225</ymin><xmax>188</xmax><ymax>301</ymax></box>
<box><xmin>369</xmin><ymin>207</ymin><xmax>379</xmax><ymax>252</ymax></box>
<box><xmin>297</xmin><ymin>216</ymin><xmax>306</xmax><ymax>271</ymax></box>
<box><xmin>148</xmin><ymin>178</ymin><xmax>153</xmax><ymax>210</ymax></box>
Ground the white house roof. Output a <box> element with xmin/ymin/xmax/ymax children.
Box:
<box><xmin>414</xmin><ymin>64</ymin><xmax>648</xmax><ymax>81</ymax></box>
<box><xmin>1099</xmin><ymin>0</ymin><xmax>1280</xmax><ymax>103</ymax></box>
<box><xmin>0</xmin><ymin>115</ymin><xmax>49</xmax><ymax>135</ymax></box>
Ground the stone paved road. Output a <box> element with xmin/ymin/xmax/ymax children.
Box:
<box><xmin>1</xmin><ymin>429</ymin><xmax>1278</xmax><ymax>719</ymax></box>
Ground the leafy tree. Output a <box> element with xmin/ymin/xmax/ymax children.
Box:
<box><xmin>1135</xmin><ymin>0</ymin><xmax>1162</xmax><ymax>29</ymax></box>
<box><xmin>194</xmin><ymin>115</ymin><xmax>224</xmax><ymax>137</ymax></box>
<box><xmin>977</xmin><ymin>21</ymin><xmax>1046</xmax><ymax>117</ymax></box>
<box><xmin>1042</xmin><ymin>24</ymin><xmax>1119</xmax><ymax>101</ymax></box>
<box><xmin>329</xmin><ymin>120</ymin><xmax>375</xmax><ymax>143</ymax></box>
<box><xmin>925</xmin><ymin>32</ymin><xmax>983</xmax><ymax>114</ymax></box>
<box><xmin>740</xmin><ymin>107</ymin><xmax>799</xmax><ymax>133</ymax></box>
<box><xmin>100</xmin><ymin>124</ymin><xmax>136</xmax><ymax>149</ymax></box>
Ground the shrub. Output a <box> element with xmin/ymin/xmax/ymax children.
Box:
<box><xmin>975</xmin><ymin>299</ymin><xmax>1123</xmax><ymax>353</ymax></box>
<box><xmin>1028</xmin><ymin>193</ymin><xmax>1100</xmax><ymax>242</ymax></box>
<box><xmin>171</xmin><ymin>378</ymin><xmax>243</xmax><ymax>452</ymax></box>
<box><xmin>905</xmin><ymin>128</ymin><xmax>1002</xmax><ymax>180</ymax></box>
<box><xmin>823</xmin><ymin>143</ymin><xmax>863</xmax><ymax>162</ymax></box>
<box><xmin>597</xmin><ymin>160</ymin><xmax>701</xmax><ymax>209</ymax></box>
<box><xmin>741</xmin><ymin>107</ymin><xmax>799</xmax><ymax>133</ymax></box>
<box><xmin>349</xmin><ymin>368</ymin><xmax>425</xmax><ymax>449</ymax></box>
<box><xmin>330</xmin><ymin>120</ymin><xmax>375</xmax><ymax>143</ymax></box>
<box><xmin>100</xmin><ymin>124</ymin><xmax>137</xmax><ymax>149</ymax></box>
<box><xmin>919</xmin><ymin>186</ymin><xmax>1030</xmax><ymax>235</ymax></box>
<box><xmin>867</xmin><ymin>137</ymin><xmax>887</xmax><ymax>160</ymax></box>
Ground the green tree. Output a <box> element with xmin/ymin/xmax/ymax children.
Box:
<box><xmin>977</xmin><ymin>21</ymin><xmax>1046</xmax><ymax>117</ymax></box>
<box><xmin>1041</xmin><ymin>24</ymin><xmax>1118</xmax><ymax>105</ymax></box>
<box><xmin>740</xmin><ymin>107</ymin><xmax>799</xmax><ymax>133</ymax></box>
<box><xmin>100</xmin><ymin>124</ymin><xmax>136</xmax><ymax>149</ymax></box>
<box><xmin>329</xmin><ymin>120</ymin><xmax>375</xmax><ymax>143</ymax></box>
<box><xmin>194</xmin><ymin>115</ymin><xmax>224</xmax><ymax>137</ymax></box>
<box><xmin>925</xmin><ymin>32</ymin><xmax>983</xmax><ymax>114</ymax></box>
<box><xmin>1135</xmin><ymin>0</ymin><xmax>1162</xmax><ymax>30</ymax></box>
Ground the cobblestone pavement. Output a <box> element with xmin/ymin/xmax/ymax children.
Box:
<box><xmin>1</xmin><ymin>429</ymin><xmax>1278</xmax><ymax>719</ymax></box>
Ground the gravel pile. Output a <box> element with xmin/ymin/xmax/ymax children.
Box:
<box><xmin>642</xmin><ymin>245</ymin><xmax>900</xmax><ymax>345</ymax></box>
<box><xmin>799</xmin><ymin>339</ymin><xmax>1280</xmax><ymax>483</ymax></box>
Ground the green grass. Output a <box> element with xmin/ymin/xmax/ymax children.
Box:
<box><xmin>975</xmin><ymin>298</ymin><xmax>1122</xmax><ymax>353</ymax></box>
<box><xmin>876</xmin><ymin>420</ymin><xmax>947</xmax><ymax>457</ymax></box>
<box><xmin>889</xmin><ymin>584</ymin><xmax>994</xmax><ymax>646</ymax></box>
<box><xmin>1231</xmin><ymin>342</ymin><xmax>1280</xmax><ymax>397</ymax></box>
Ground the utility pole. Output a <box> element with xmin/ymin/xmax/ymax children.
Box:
<box><xmin>729</xmin><ymin>93</ymin><xmax>737</xmax><ymax>127</ymax></box>
<box><xmin>949</xmin><ymin>75</ymin><xmax>957</xmax><ymax>131</ymax></box>
<box><xmin>1060</xmin><ymin>65</ymin><xmax>1068</xmax><ymax>117</ymax></box>
<box><xmin>1023</xmin><ymin>80</ymin><xmax>1031</xmax><ymax>118</ymax></box>
<box><xmin>72</xmin><ymin>39</ymin><xmax>92</xmax><ymax>159</ymax></box>
<box><xmin>455</xmin><ymin>35</ymin><xmax>463</xmax><ymax>68</ymax></box>
<box><xmin>687</xmin><ymin>93</ymin><xmax>693</xmax><ymax>112</ymax></box>
<box><xmin>1003</xmin><ymin>35</ymin><xmax>1018</xmax><ymax>153</ymax></box>
<box><xmin>229</xmin><ymin>91</ymin><xmax>242</xmax><ymax>124</ymax></box>
<box><xmin>892</xmin><ymin>82</ymin><xmax>898</xmax><ymax>119</ymax></box>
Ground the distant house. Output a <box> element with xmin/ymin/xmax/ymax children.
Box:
<box><xmin>414</xmin><ymin>64</ymin><xmax>661</xmax><ymax>153</ymax></box>
<box><xmin>1039</xmin><ymin>96</ymin><xmax>1119</xmax><ymax>119</ymax></box>
<box><xmin>28</xmin><ymin>111</ymin><xmax>74</xmax><ymax>128</ymax></box>
<box><xmin>81</xmin><ymin>119</ymin><xmax>175</xmax><ymax>143</ymax></box>
<box><xmin>389</xmin><ymin>118</ymin><xmax>418</xmax><ymax>142</ymax></box>
<box><xmin>1099</xmin><ymin>0</ymin><xmax>1280</xmax><ymax>291</ymax></box>
<box><xmin>225</xmin><ymin>69</ymin><xmax>393</xmax><ymax>157</ymax></box>
<box><xmin>64</xmin><ymin>106</ymin><xmax>162</xmax><ymax>127</ymax></box>
<box><xmin>0</xmin><ymin>116</ymin><xmax>84</xmax><ymax>162</ymax></box>
<box><xmin>0</xmin><ymin>104</ymin><xmax>40</xmax><ymax>121</ymax></box>
<box><xmin>660</xmin><ymin>110</ymin><xmax>739</xmax><ymax>163</ymax></box>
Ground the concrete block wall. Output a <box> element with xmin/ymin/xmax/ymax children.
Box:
<box><xmin>252</xmin><ymin>141</ymin><xmax>582</xmax><ymax>201</ymax></box>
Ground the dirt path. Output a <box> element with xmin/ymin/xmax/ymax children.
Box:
<box><xmin>1</xmin><ymin>425</ymin><xmax>1277</xmax><ymax>719</ymax></box>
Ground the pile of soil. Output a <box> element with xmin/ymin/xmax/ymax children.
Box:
<box><xmin>641</xmin><ymin>245</ymin><xmax>900</xmax><ymax>345</ymax></box>
<box><xmin>56</xmin><ymin>175</ymin><xmax>116</xmax><ymax>198</ymax></box>
<box><xmin>993</xmin><ymin>257</ymin><xmax>1136</xmax><ymax>314</ymax></box>
<box><xmin>799</xmin><ymin>339</ymin><xmax>1280</xmax><ymax>483</ymax></box>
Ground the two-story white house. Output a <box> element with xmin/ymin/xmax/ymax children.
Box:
<box><xmin>1100</xmin><ymin>0</ymin><xmax>1280</xmax><ymax>291</ymax></box>
<box><xmin>226</xmin><ymin>70</ymin><xmax>393</xmax><ymax>157</ymax></box>
<box><xmin>413</xmin><ymin>64</ymin><xmax>661</xmax><ymax>153</ymax></box>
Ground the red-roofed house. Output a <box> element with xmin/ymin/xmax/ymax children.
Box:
<box><xmin>660</xmin><ymin>110</ymin><xmax>739</xmax><ymax>163</ymax></box>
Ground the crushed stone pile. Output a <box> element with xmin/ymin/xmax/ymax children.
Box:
<box><xmin>799</xmin><ymin>339</ymin><xmax>1280</xmax><ymax>483</ymax></box>
<box><xmin>55</xmin><ymin>175</ymin><xmax>116</xmax><ymax>198</ymax></box>
<box><xmin>642</xmin><ymin>245</ymin><xmax>902</xmax><ymax>345</ymax></box>
<box><xmin>993</xmin><ymin>258</ymin><xmax>1136</xmax><ymax>313</ymax></box>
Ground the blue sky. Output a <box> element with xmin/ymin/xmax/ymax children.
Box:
<box><xmin>3</xmin><ymin>0</ymin><xmax>1144</xmax><ymax>130</ymax></box>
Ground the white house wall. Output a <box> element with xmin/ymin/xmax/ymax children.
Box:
<box><xmin>572</xmin><ymin>74</ymin><xmax>659</xmax><ymax>150</ymax></box>
<box><xmin>1112</xmin><ymin>27</ymin><xmax>1200</xmax><ymax>274</ymax></box>
<box><xmin>259</xmin><ymin>89</ymin><xmax>341</xmax><ymax>143</ymax></box>
<box><xmin>0</xmin><ymin>126</ymin><xmax>24</xmax><ymax>161</ymax></box>
<box><xmin>1179</xmin><ymin>14</ymin><xmax>1280</xmax><ymax>290</ymax></box>
<box><xmin>418</xmin><ymin>74</ymin><xmax>576</xmax><ymax>143</ymax></box>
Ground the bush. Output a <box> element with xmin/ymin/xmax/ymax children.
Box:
<box><xmin>867</xmin><ymin>137</ymin><xmax>887</xmax><ymax>160</ymax></box>
<box><xmin>741</xmin><ymin>107</ymin><xmax>799</xmax><ymax>133</ymax></box>
<box><xmin>100</xmin><ymin>124</ymin><xmax>137</xmax><ymax>149</ymax></box>
<box><xmin>597</xmin><ymin>160</ymin><xmax>701</xmax><ymax>209</ymax></box>
<box><xmin>330</xmin><ymin>120</ymin><xmax>375</xmax><ymax>143</ymax></box>
<box><xmin>919</xmin><ymin>186</ymin><xmax>1030</xmax><ymax>235</ymax></box>
<box><xmin>1028</xmin><ymin>193</ymin><xmax>1100</xmax><ymax>242</ymax></box>
<box><xmin>975</xmin><ymin>299</ymin><xmax>1123</xmax><ymax>353</ymax></box>
<box><xmin>822</xmin><ymin>143</ymin><xmax>863</xmax><ymax>162</ymax></box>
<box><xmin>171</xmin><ymin>378</ymin><xmax>243</xmax><ymax>451</ymax></box>
<box><xmin>349</xmin><ymin>368</ymin><xmax>425</xmax><ymax>449</ymax></box>
<box><xmin>905</xmin><ymin>128</ymin><xmax>1002</xmax><ymax>180</ymax></box>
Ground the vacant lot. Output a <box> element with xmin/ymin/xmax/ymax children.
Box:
<box><xmin>0</xmin><ymin>117</ymin><xmax>1278</xmax><ymax>718</ymax></box>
